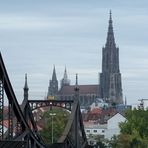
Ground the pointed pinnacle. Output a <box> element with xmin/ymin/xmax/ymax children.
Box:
<box><xmin>52</xmin><ymin>65</ymin><xmax>57</xmax><ymax>81</ymax></box>
<box><xmin>74</xmin><ymin>73</ymin><xmax>79</xmax><ymax>92</ymax></box>
<box><xmin>24</xmin><ymin>73</ymin><xmax>29</xmax><ymax>90</ymax></box>
<box><xmin>76</xmin><ymin>73</ymin><xmax>78</xmax><ymax>85</ymax></box>
<box><xmin>109</xmin><ymin>10</ymin><xmax>112</xmax><ymax>21</ymax></box>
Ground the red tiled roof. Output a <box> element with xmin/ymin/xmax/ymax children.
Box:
<box><xmin>83</xmin><ymin>121</ymin><xmax>95</xmax><ymax>126</ymax></box>
<box><xmin>91</xmin><ymin>108</ymin><xmax>102</xmax><ymax>114</ymax></box>
<box><xmin>82</xmin><ymin>107</ymin><xmax>117</xmax><ymax>123</ymax></box>
<box><xmin>58</xmin><ymin>85</ymin><xmax>99</xmax><ymax>95</ymax></box>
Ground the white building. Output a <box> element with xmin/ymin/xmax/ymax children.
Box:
<box><xmin>105</xmin><ymin>113</ymin><xmax>126</xmax><ymax>139</ymax></box>
<box><xmin>131</xmin><ymin>99</ymin><xmax>148</xmax><ymax>110</ymax></box>
<box><xmin>138</xmin><ymin>99</ymin><xmax>148</xmax><ymax>110</ymax></box>
<box><xmin>131</xmin><ymin>104</ymin><xmax>139</xmax><ymax>110</ymax></box>
<box><xmin>84</xmin><ymin>123</ymin><xmax>107</xmax><ymax>146</ymax></box>
<box><xmin>84</xmin><ymin>113</ymin><xmax>126</xmax><ymax>141</ymax></box>
<box><xmin>85</xmin><ymin>123</ymin><xmax>107</xmax><ymax>138</ymax></box>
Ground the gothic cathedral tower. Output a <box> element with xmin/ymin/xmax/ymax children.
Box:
<box><xmin>99</xmin><ymin>11</ymin><xmax>123</xmax><ymax>104</ymax></box>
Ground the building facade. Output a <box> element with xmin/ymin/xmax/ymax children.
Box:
<box><xmin>84</xmin><ymin>113</ymin><xmax>126</xmax><ymax>141</ymax></box>
<box><xmin>58</xmin><ymin>84</ymin><xmax>99</xmax><ymax>107</ymax></box>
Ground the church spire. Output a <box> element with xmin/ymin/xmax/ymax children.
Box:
<box><xmin>47</xmin><ymin>66</ymin><xmax>58</xmax><ymax>99</ymax></box>
<box><xmin>63</xmin><ymin>66</ymin><xmax>68</xmax><ymax>80</ymax></box>
<box><xmin>74</xmin><ymin>73</ymin><xmax>79</xmax><ymax>94</ymax></box>
<box><xmin>106</xmin><ymin>10</ymin><xmax>115</xmax><ymax>47</ymax></box>
<box><xmin>109</xmin><ymin>10</ymin><xmax>112</xmax><ymax>21</ymax></box>
<box><xmin>99</xmin><ymin>11</ymin><xmax>123</xmax><ymax>104</ymax></box>
<box><xmin>52</xmin><ymin>65</ymin><xmax>57</xmax><ymax>81</ymax></box>
<box><xmin>24</xmin><ymin>73</ymin><xmax>29</xmax><ymax>100</ymax></box>
<box><xmin>60</xmin><ymin>66</ymin><xmax>70</xmax><ymax>87</ymax></box>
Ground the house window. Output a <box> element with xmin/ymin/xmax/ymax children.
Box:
<box><xmin>93</xmin><ymin>130</ymin><xmax>97</xmax><ymax>133</ymax></box>
<box><xmin>86</xmin><ymin>130</ymin><xmax>90</xmax><ymax>133</ymax></box>
<box><xmin>102</xmin><ymin>130</ymin><xmax>105</xmax><ymax>133</ymax></box>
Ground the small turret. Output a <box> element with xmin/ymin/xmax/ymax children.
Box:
<box><xmin>74</xmin><ymin>74</ymin><xmax>79</xmax><ymax>93</ymax></box>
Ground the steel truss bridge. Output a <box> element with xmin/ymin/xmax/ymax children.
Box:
<box><xmin>0</xmin><ymin>53</ymin><xmax>90</xmax><ymax>148</ymax></box>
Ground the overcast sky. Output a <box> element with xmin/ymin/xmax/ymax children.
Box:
<box><xmin>1</xmin><ymin>0</ymin><xmax>148</xmax><ymax>105</ymax></box>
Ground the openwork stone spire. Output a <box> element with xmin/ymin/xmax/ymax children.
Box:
<box><xmin>99</xmin><ymin>11</ymin><xmax>123</xmax><ymax>105</ymax></box>
<box><xmin>106</xmin><ymin>10</ymin><xmax>116</xmax><ymax>47</ymax></box>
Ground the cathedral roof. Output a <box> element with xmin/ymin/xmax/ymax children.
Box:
<box><xmin>58</xmin><ymin>85</ymin><xmax>99</xmax><ymax>95</ymax></box>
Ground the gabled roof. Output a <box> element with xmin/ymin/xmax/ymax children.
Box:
<box><xmin>107</xmin><ymin>112</ymin><xmax>126</xmax><ymax>121</ymax></box>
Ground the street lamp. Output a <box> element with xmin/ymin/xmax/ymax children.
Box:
<box><xmin>49</xmin><ymin>113</ymin><xmax>56</xmax><ymax>143</ymax></box>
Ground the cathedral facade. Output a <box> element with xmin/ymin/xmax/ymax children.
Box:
<box><xmin>47</xmin><ymin>66</ymin><xmax>99</xmax><ymax>107</ymax></box>
<box><xmin>47</xmin><ymin>11</ymin><xmax>123</xmax><ymax>107</ymax></box>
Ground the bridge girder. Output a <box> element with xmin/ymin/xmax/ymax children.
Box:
<box><xmin>0</xmin><ymin>52</ymin><xmax>88</xmax><ymax>148</ymax></box>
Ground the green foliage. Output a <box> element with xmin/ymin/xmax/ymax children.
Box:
<box><xmin>39</xmin><ymin>108</ymin><xmax>69</xmax><ymax>145</ymax></box>
<box><xmin>88</xmin><ymin>134</ymin><xmax>107</xmax><ymax>148</ymax></box>
<box><xmin>109</xmin><ymin>109</ymin><xmax>148</xmax><ymax>148</ymax></box>
<box><xmin>120</xmin><ymin>109</ymin><xmax>148</xmax><ymax>138</ymax></box>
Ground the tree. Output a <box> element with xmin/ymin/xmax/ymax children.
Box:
<box><xmin>109</xmin><ymin>109</ymin><xmax>148</xmax><ymax>148</ymax></box>
<box><xmin>88</xmin><ymin>134</ymin><xmax>107</xmax><ymax>148</ymax></box>
<box><xmin>39</xmin><ymin>108</ymin><xmax>69</xmax><ymax>145</ymax></box>
<box><xmin>95</xmin><ymin>135</ymin><xmax>107</xmax><ymax>148</ymax></box>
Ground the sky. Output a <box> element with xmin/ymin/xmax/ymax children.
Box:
<box><xmin>0</xmin><ymin>0</ymin><xmax>148</xmax><ymax>105</ymax></box>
